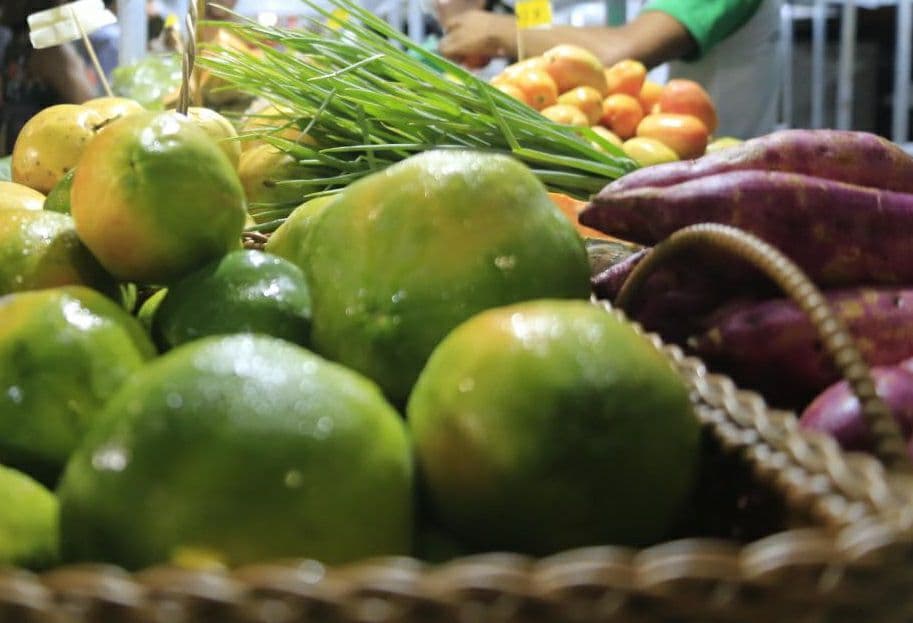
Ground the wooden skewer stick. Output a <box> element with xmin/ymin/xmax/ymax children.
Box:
<box><xmin>69</xmin><ymin>5</ymin><xmax>113</xmax><ymax>97</ymax></box>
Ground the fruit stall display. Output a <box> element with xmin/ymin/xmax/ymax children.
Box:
<box><xmin>0</xmin><ymin>1</ymin><xmax>912</xmax><ymax>621</ymax></box>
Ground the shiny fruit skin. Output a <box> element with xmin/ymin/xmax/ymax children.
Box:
<box><xmin>542</xmin><ymin>44</ymin><xmax>608</xmax><ymax>95</ymax></box>
<box><xmin>12</xmin><ymin>105</ymin><xmax>104</xmax><ymax>194</ymax></box>
<box><xmin>657</xmin><ymin>79</ymin><xmax>719</xmax><ymax>135</ymax></box>
<box><xmin>540</xmin><ymin>104</ymin><xmax>590</xmax><ymax>127</ymax></box>
<box><xmin>0</xmin><ymin>182</ymin><xmax>44</xmax><ymax>211</ymax></box>
<box><xmin>506</xmin><ymin>68</ymin><xmax>559</xmax><ymax>111</ymax></box>
<box><xmin>622</xmin><ymin>137</ymin><xmax>680</xmax><ymax>167</ymax></box>
<box><xmin>71</xmin><ymin>111</ymin><xmax>247</xmax><ymax>285</ymax></box>
<box><xmin>557</xmin><ymin>86</ymin><xmax>603</xmax><ymax>125</ymax></box>
<box><xmin>636</xmin><ymin>113</ymin><xmax>709</xmax><ymax>159</ymax></box>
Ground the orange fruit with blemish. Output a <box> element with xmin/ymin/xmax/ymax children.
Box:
<box><xmin>557</xmin><ymin>86</ymin><xmax>603</xmax><ymax>126</ymax></box>
<box><xmin>657</xmin><ymin>79</ymin><xmax>718</xmax><ymax>135</ymax></box>
<box><xmin>637</xmin><ymin>81</ymin><xmax>663</xmax><ymax>115</ymax></box>
<box><xmin>507</xmin><ymin>69</ymin><xmax>559</xmax><ymax>110</ymax></box>
<box><xmin>604</xmin><ymin>59</ymin><xmax>647</xmax><ymax>97</ymax></box>
<box><xmin>636</xmin><ymin>113</ymin><xmax>709</xmax><ymax>159</ymax></box>
<box><xmin>540</xmin><ymin>104</ymin><xmax>589</xmax><ymax>127</ymax></box>
<box><xmin>600</xmin><ymin>94</ymin><xmax>644</xmax><ymax>139</ymax></box>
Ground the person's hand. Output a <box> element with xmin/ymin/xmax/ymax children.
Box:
<box><xmin>439</xmin><ymin>11</ymin><xmax>517</xmax><ymax>67</ymax></box>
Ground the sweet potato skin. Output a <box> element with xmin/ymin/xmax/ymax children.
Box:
<box><xmin>581</xmin><ymin>170</ymin><xmax>913</xmax><ymax>287</ymax></box>
<box><xmin>800</xmin><ymin>365</ymin><xmax>913</xmax><ymax>457</ymax></box>
<box><xmin>603</xmin><ymin>129</ymin><xmax>913</xmax><ymax>193</ymax></box>
<box><xmin>690</xmin><ymin>288</ymin><xmax>913</xmax><ymax>404</ymax></box>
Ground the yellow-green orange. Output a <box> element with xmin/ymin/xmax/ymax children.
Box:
<box><xmin>12</xmin><ymin>104</ymin><xmax>104</xmax><ymax>193</ymax></box>
<box><xmin>152</xmin><ymin>249</ymin><xmax>311</xmax><ymax>350</ymax></box>
<box><xmin>263</xmin><ymin>195</ymin><xmax>337</xmax><ymax>271</ymax></box>
<box><xmin>0</xmin><ymin>287</ymin><xmax>155</xmax><ymax>482</ymax></box>
<box><xmin>81</xmin><ymin>96</ymin><xmax>146</xmax><ymax>125</ymax></box>
<box><xmin>71</xmin><ymin>112</ymin><xmax>247</xmax><ymax>285</ymax></box>
<box><xmin>408</xmin><ymin>300</ymin><xmax>700</xmax><ymax>553</ymax></box>
<box><xmin>0</xmin><ymin>209</ymin><xmax>116</xmax><ymax>297</ymax></box>
<box><xmin>58</xmin><ymin>334</ymin><xmax>413</xmax><ymax>570</ymax></box>
<box><xmin>0</xmin><ymin>465</ymin><xmax>59</xmax><ymax>569</ymax></box>
<box><xmin>0</xmin><ymin>181</ymin><xmax>44</xmax><ymax>211</ymax></box>
<box><xmin>305</xmin><ymin>150</ymin><xmax>591</xmax><ymax>405</ymax></box>
<box><xmin>185</xmin><ymin>106</ymin><xmax>242</xmax><ymax>170</ymax></box>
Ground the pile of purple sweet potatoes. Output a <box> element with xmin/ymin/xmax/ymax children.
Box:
<box><xmin>581</xmin><ymin>129</ymin><xmax>913</xmax><ymax>458</ymax></box>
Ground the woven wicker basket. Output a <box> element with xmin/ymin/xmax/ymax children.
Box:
<box><xmin>2</xmin><ymin>224</ymin><xmax>913</xmax><ymax>622</ymax></box>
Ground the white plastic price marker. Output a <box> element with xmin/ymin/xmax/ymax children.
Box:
<box><xmin>28</xmin><ymin>0</ymin><xmax>116</xmax><ymax>96</ymax></box>
<box><xmin>514</xmin><ymin>0</ymin><xmax>552</xmax><ymax>60</ymax></box>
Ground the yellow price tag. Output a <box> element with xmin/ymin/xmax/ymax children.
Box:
<box><xmin>327</xmin><ymin>8</ymin><xmax>349</xmax><ymax>31</ymax></box>
<box><xmin>515</xmin><ymin>0</ymin><xmax>553</xmax><ymax>29</ymax></box>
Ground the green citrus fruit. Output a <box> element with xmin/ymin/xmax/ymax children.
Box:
<box><xmin>0</xmin><ymin>464</ymin><xmax>59</xmax><ymax>569</ymax></box>
<box><xmin>408</xmin><ymin>299</ymin><xmax>700</xmax><ymax>553</ymax></box>
<box><xmin>152</xmin><ymin>249</ymin><xmax>311</xmax><ymax>350</ymax></box>
<box><xmin>0</xmin><ymin>286</ymin><xmax>156</xmax><ymax>483</ymax></box>
<box><xmin>43</xmin><ymin>169</ymin><xmax>75</xmax><ymax>214</ymax></box>
<box><xmin>11</xmin><ymin>104</ymin><xmax>104</xmax><ymax>194</ymax></box>
<box><xmin>263</xmin><ymin>195</ymin><xmax>337</xmax><ymax>270</ymax></box>
<box><xmin>58</xmin><ymin>334</ymin><xmax>413</xmax><ymax>569</ymax></box>
<box><xmin>0</xmin><ymin>209</ymin><xmax>116</xmax><ymax>297</ymax></box>
<box><xmin>306</xmin><ymin>150</ymin><xmax>591</xmax><ymax>405</ymax></box>
<box><xmin>71</xmin><ymin>111</ymin><xmax>247</xmax><ymax>285</ymax></box>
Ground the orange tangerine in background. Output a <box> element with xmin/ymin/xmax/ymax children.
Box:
<box><xmin>657</xmin><ymin>79</ymin><xmax>719</xmax><ymax>135</ymax></box>
<box><xmin>600</xmin><ymin>94</ymin><xmax>644</xmax><ymax>140</ymax></box>
<box><xmin>507</xmin><ymin>68</ymin><xmax>559</xmax><ymax>110</ymax></box>
<box><xmin>491</xmin><ymin>57</ymin><xmax>549</xmax><ymax>89</ymax></box>
<box><xmin>637</xmin><ymin>80</ymin><xmax>664</xmax><ymax>115</ymax></box>
<box><xmin>636</xmin><ymin>113</ymin><xmax>709</xmax><ymax>160</ymax></box>
<box><xmin>541</xmin><ymin>104</ymin><xmax>590</xmax><ymax>127</ymax></box>
<box><xmin>495</xmin><ymin>83</ymin><xmax>531</xmax><ymax>106</ymax></box>
<box><xmin>557</xmin><ymin>86</ymin><xmax>604</xmax><ymax>126</ymax></box>
<box><xmin>604</xmin><ymin>59</ymin><xmax>647</xmax><ymax>97</ymax></box>
<box><xmin>542</xmin><ymin>44</ymin><xmax>608</xmax><ymax>95</ymax></box>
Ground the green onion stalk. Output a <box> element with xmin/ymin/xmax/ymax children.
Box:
<box><xmin>201</xmin><ymin>0</ymin><xmax>637</xmax><ymax>231</ymax></box>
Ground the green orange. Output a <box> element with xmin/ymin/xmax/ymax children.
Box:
<box><xmin>0</xmin><ymin>209</ymin><xmax>116</xmax><ymax>297</ymax></box>
<box><xmin>0</xmin><ymin>286</ymin><xmax>155</xmax><ymax>482</ymax></box>
<box><xmin>305</xmin><ymin>150</ymin><xmax>591</xmax><ymax>405</ymax></box>
<box><xmin>0</xmin><ymin>464</ymin><xmax>59</xmax><ymax>569</ymax></box>
<box><xmin>152</xmin><ymin>249</ymin><xmax>311</xmax><ymax>349</ymax></box>
<box><xmin>263</xmin><ymin>195</ymin><xmax>337</xmax><ymax>271</ymax></box>
<box><xmin>58</xmin><ymin>334</ymin><xmax>413</xmax><ymax>569</ymax></box>
<box><xmin>408</xmin><ymin>299</ymin><xmax>700</xmax><ymax>553</ymax></box>
<box><xmin>71</xmin><ymin>111</ymin><xmax>247</xmax><ymax>285</ymax></box>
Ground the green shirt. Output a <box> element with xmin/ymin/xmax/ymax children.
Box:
<box><xmin>641</xmin><ymin>0</ymin><xmax>765</xmax><ymax>59</ymax></box>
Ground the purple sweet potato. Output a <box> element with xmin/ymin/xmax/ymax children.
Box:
<box><xmin>604</xmin><ymin>129</ymin><xmax>913</xmax><ymax>194</ymax></box>
<box><xmin>580</xmin><ymin>170</ymin><xmax>913</xmax><ymax>287</ymax></box>
<box><xmin>690</xmin><ymin>287</ymin><xmax>913</xmax><ymax>405</ymax></box>
<box><xmin>591</xmin><ymin>247</ymin><xmax>772</xmax><ymax>343</ymax></box>
<box><xmin>800</xmin><ymin>365</ymin><xmax>913</xmax><ymax>458</ymax></box>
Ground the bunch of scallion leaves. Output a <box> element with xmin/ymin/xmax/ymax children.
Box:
<box><xmin>202</xmin><ymin>0</ymin><xmax>637</xmax><ymax>231</ymax></box>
